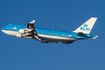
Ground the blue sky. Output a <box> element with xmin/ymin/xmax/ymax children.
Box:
<box><xmin>0</xmin><ymin>0</ymin><xmax>105</xmax><ymax>70</ymax></box>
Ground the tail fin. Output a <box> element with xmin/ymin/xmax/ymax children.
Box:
<box><xmin>73</xmin><ymin>17</ymin><xmax>97</xmax><ymax>34</ymax></box>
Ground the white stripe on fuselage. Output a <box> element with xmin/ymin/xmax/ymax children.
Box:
<box><xmin>38</xmin><ymin>34</ymin><xmax>78</xmax><ymax>41</ymax></box>
<box><xmin>1</xmin><ymin>30</ymin><xmax>78</xmax><ymax>41</ymax></box>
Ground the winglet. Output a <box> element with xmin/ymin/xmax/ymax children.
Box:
<box><xmin>27</xmin><ymin>20</ymin><xmax>36</xmax><ymax>29</ymax></box>
<box><xmin>29</xmin><ymin>20</ymin><xmax>35</xmax><ymax>24</ymax></box>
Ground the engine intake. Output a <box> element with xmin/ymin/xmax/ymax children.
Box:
<box><xmin>16</xmin><ymin>33</ymin><xmax>22</xmax><ymax>37</ymax></box>
<box><xmin>19</xmin><ymin>29</ymin><xmax>26</xmax><ymax>34</ymax></box>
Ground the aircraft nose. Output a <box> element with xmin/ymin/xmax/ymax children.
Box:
<box><xmin>1</xmin><ymin>26</ymin><xmax>10</xmax><ymax>35</ymax></box>
<box><xmin>1</xmin><ymin>26</ymin><xmax>7</xmax><ymax>33</ymax></box>
<box><xmin>1</xmin><ymin>30</ymin><xmax>5</xmax><ymax>33</ymax></box>
<box><xmin>1</xmin><ymin>27</ymin><xmax>5</xmax><ymax>33</ymax></box>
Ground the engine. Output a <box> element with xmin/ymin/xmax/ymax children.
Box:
<box><xmin>16</xmin><ymin>33</ymin><xmax>22</xmax><ymax>37</ymax></box>
<box><xmin>19</xmin><ymin>29</ymin><xmax>26</xmax><ymax>34</ymax></box>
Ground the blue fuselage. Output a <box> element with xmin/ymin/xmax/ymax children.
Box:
<box><xmin>1</xmin><ymin>24</ymin><xmax>92</xmax><ymax>41</ymax></box>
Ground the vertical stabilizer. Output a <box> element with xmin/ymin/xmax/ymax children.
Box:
<box><xmin>73</xmin><ymin>17</ymin><xmax>97</xmax><ymax>34</ymax></box>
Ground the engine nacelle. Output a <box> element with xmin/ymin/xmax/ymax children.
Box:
<box><xmin>16</xmin><ymin>33</ymin><xmax>22</xmax><ymax>37</ymax></box>
<box><xmin>19</xmin><ymin>29</ymin><xmax>26</xmax><ymax>34</ymax></box>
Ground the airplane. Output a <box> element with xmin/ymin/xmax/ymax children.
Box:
<box><xmin>1</xmin><ymin>17</ymin><xmax>98</xmax><ymax>44</ymax></box>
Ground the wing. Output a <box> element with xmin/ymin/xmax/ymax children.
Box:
<box><xmin>21</xmin><ymin>20</ymin><xmax>41</xmax><ymax>40</ymax></box>
<box><xmin>27</xmin><ymin>20</ymin><xmax>35</xmax><ymax>29</ymax></box>
<box><xmin>19</xmin><ymin>20</ymin><xmax>54</xmax><ymax>43</ymax></box>
<box><xmin>19</xmin><ymin>20</ymin><xmax>74</xmax><ymax>44</ymax></box>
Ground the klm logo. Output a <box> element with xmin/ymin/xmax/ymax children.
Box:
<box><xmin>80</xmin><ymin>24</ymin><xmax>90</xmax><ymax>31</ymax></box>
<box><xmin>12</xmin><ymin>26</ymin><xmax>17</xmax><ymax>30</ymax></box>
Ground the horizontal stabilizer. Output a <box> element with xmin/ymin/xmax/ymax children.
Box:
<box><xmin>76</xmin><ymin>32</ymin><xmax>88</xmax><ymax>37</ymax></box>
<box><xmin>92</xmin><ymin>35</ymin><xmax>98</xmax><ymax>39</ymax></box>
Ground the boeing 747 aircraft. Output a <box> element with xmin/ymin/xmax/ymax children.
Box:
<box><xmin>1</xmin><ymin>17</ymin><xmax>98</xmax><ymax>44</ymax></box>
